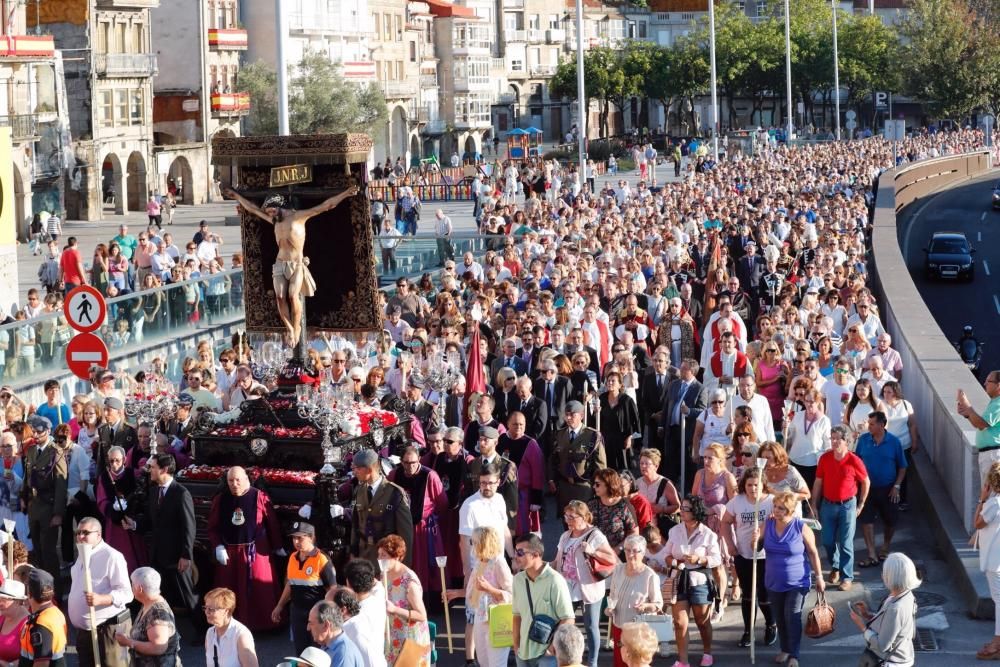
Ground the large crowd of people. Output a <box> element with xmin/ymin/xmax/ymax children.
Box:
<box><xmin>0</xmin><ymin>126</ymin><xmax>993</xmax><ymax>667</ymax></box>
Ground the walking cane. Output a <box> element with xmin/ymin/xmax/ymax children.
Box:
<box><xmin>750</xmin><ymin>457</ymin><xmax>768</xmax><ymax>665</ymax></box>
<box><xmin>2</xmin><ymin>519</ymin><xmax>14</xmax><ymax>579</ymax></box>
<box><xmin>82</xmin><ymin>543</ymin><xmax>103</xmax><ymax>667</ymax></box>
<box><xmin>378</xmin><ymin>559</ymin><xmax>391</xmax><ymax>650</ymax></box>
<box><xmin>679</xmin><ymin>412</ymin><xmax>687</xmax><ymax>496</ymax></box>
<box><xmin>435</xmin><ymin>556</ymin><xmax>454</xmax><ymax>654</ymax></box>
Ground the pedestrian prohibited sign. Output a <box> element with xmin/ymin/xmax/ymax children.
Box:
<box><xmin>63</xmin><ymin>285</ymin><xmax>107</xmax><ymax>333</ymax></box>
<box><xmin>65</xmin><ymin>333</ymin><xmax>109</xmax><ymax>380</ymax></box>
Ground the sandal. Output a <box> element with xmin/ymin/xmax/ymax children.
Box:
<box><xmin>977</xmin><ymin>643</ymin><xmax>1000</xmax><ymax>660</ymax></box>
<box><xmin>878</xmin><ymin>547</ymin><xmax>890</xmax><ymax>561</ymax></box>
<box><xmin>858</xmin><ymin>558</ymin><xmax>879</xmax><ymax>568</ymax></box>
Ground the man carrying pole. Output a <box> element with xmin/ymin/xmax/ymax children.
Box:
<box><xmin>68</xmin><ymin>516</ymin><xmax>133</xmax><ymax>667</ymax></box>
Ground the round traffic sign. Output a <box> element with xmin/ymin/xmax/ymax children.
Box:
<box><xmin>63</xmin><ymin>285</ymin><xmax>107</xmax><ymax>333</ymax></box>
<box><xmin>64</xmin><ymin>332</ymin><xmax>109</xmax><ymax>380</ymax></box>
<box><xmin>845</xmin><ymin>110</ymin><xmax>856</xmax><ymax>121</ymax></box>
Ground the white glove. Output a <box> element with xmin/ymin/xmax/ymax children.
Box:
<box><xmin>215</xmin><ymin>545</ymin><xmax>229</xmax><ymax>566</ymax></box>
<box><xmin>330</xmin><ymin>504</ymin><xmax>345</xmax><ymax>519</ymax></box>
<box><xmin>529</xmin><ymin>504</ymin><xmax>542</xmax><ymax>512</ymax></box>
<box><xmin>113</xmin><ymin>498</ymin><xmax>128</xmax><ymax>512</ymax></box>
<box><xmin>298</xmin><ymin>503</ymin><xmax>312</xmax><ymax>520</ymax></box>
<box><xmin>388</xmin><ymin>455</ymin><xmax>401</xmax><ymax>466</ymax></box>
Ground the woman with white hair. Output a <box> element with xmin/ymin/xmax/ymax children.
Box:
<box><xmin>692</xmin><ymin>389</ymin><xmax>734</xmax><ymax>459</ymax></box>
<box><xmin>605</xmin><ymin>535</ymin><xmax>662</xmax><ymax>667</ymax></box>
<box><xmin>848</xmin><ymin>552</ymin><xmax>918</xmax><ymax>666</ymax></box>
<box><xmin>552</xmin><ymin>624</ymin><xmax>586</xmax><ymax>667</ymax></box>
<box><xmin>115</xmin><ymin>567</ymin><xmax>180</xmax><ymax>666</ymax></box>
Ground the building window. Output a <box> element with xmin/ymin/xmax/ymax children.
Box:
<box><xmin>394</xmin><ymin>14</ymin><xmax>402</xmax><ymax>41</ymax></box>
<box><xmin>115</xmin><ymin>89</ymin><xmax>128</xmax><ymax>125</ymax></box>
<box><xmin>510</xmin><ymin>58</ymin><xmax>523</xmax><ymax>71</ymax></box>
<box><xmin>130</xmin><ymin>89</ymin><xmax>142</xmax><ymax>125</ymax></box>
<box><xmin>98</xmin><ymin>90</ymin><xmax>113</xmax><ymax>127</ymax></box>
<box><xmin>382</xmin><ymin>14</ymin><xmax>390</xmax><ymax>41</ymax></box>
<box><xmin>548</xmin><ymin>14</ymin><xmax>559</xmax><ymax>29</ymax></box>
<box><xmin>528</xmin><ymin>14</ymin><xmax>539</xmax><ymax>30</ymax></box>
<box><xmin>409</xmin><ymin>41</ymin><xmax>416</xmax><ymax>62</ymax></box>
<box><xmin>738</xmin><ymin>0</ymin><xmax>746</xmax><ymax>12</ymax></box>
<box><xmin>757</xmin><ymin>0</ymin><xmax>767</xmax><ymax>16</ymax></box>
<box><xmin>96</xmin><ymin>22</ymin><xmax>108</xmax><ymax>53</ymax></box>
<box><xmin>638</xmin><ymin>22</ymin><xmax>647</xmax><ymax>38</ymax></box>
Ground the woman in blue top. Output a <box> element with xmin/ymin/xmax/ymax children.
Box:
<box><xmin>755</xmin><ymin>491</ymin><xmax>825</xmax><ymax>667</ymax></box>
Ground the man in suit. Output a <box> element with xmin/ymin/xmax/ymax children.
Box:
<box><xmin>515</xmin><ymin>328</ymin><xmax>540</xmax><ymax>378</ymax></box>
<box><xmin>639</xmin><ymin>348</ymin><xmax>677</xmax><ymax>448</ymax></box>
<box><xmin>156</xmin><ymin>392</ymin><xmax>196</xmax><ymax>442</ymax></box>
<box><xmin>533</xmin><ymin>359</ymin><xmax>569</xmax><ymax>442</ymax></box>
<box><xmin>548</xmin><ymin>400</ymin><xmax>607</xmax><ymax>517</ymax></box>
<box><xmin>350</xmin><ymin>449</ymin><xmax>413</xmax><ymax>568</ymax></box>
<box><xmin>21</xmin><ymin>415</ymin><xmax>67</xmax><ymax>587</ymax></box>
<box><xmin>735</xmin><ymin>240</ymin><xmax>765</xmax><ymax>306</ymax></box>
<box><xmin>404</xmin><ymin>376</ymin><xmax>439</xmax><ymax>433</ymax></box>
<box><xmin>678</xmin><ymin>282</ymin><xmax>702</xmax><ymax>327</ymax></box>
<box><xmin>125</xmin><ymin>453</ymin><xmax>204</xmax><ymax>639</ymax></box>
<box><xmin>96</xmin><ymin>397</ymin><xmax>138</xmax><ymax>472</ymax></box>
<box><xmin>660</xmin><ymin>359</ymin><xmax>707</xmax><ymax>490</ymax></box>
<box><xmin>513</xmin><ymin>376</ymin><xmax>547</xmax><ymax>444</ymax></box>
<box><xmin>489</xmin><ymin>338</ymin><xmax>528</xmax><ymax>387</ymax></box>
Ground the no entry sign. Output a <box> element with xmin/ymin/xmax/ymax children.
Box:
<box><xmin>65</xmin><ymin>333</ymin><xmax>109</xmax><ymax>380</ymax></box>
<box><xmin>63</xmin><ymin>285</ymin><xmax>106</xmax><ymax>334</ymax></box>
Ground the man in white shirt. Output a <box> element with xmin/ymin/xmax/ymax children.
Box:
<box><xmin>457</xmin><ymin>464</ymin><xmax>513</xmax><ymax>664</ymax></box>
<box><xmin>732</xmin><ymin>375</ymin><xmax>776</xmax><ymax>442</ymax></box>
<box><xmin>845</xmin><ymin>302</ymin><xmax>885</xmax><ymax>346</ymax></box>
<box><xmin>68</xmin><ymin>516</ymin><xmax>134</xmax><ymax>667</ymax></box>
<box><xmin>435</xmin><ymin>209</ymin><xmax>454</xmax><ymax>267</ymax></box>
<box><xmin>459</xmin><ymin>251</ymin><xmax>484</xmax><ymax>282</ymax></box>
<box><xmin>822</xmin><ymin>357</ymin><xmax>857</xmax><ymax>426</ymax></box>
<box><xmin>341</xmin><ymin>559</ymin><xmax>388</xmax><ymax>667</ymax></box>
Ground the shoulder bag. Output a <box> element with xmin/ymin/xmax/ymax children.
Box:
<box><xmin>583</xmin><ymin>529</ymin><xmax>617</xmax><ymax>581</ymax></box>
<box><xmin>523</xmin><ymin>570</ymin><xmax>558</xmax><ymax>646</ymax></box>
<box><xmin>655</xmin><ymin>478</ymin><xmax>680</xmax><ymax>536</ymax></box>
<box><xmin>805</xmin><ymin>590</ymin><xmax>836</xmax><ymax>638</ymax></box>
<box><xmin>856</xmin><ymin>591</ymin><xmax>914</xmax><ymax>666</ymax></box>
<box><xmin>660</xmin><ymin>567</ymin><xmax>680</xmax><ymax>605</ymax></box>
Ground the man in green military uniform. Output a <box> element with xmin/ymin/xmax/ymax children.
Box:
<box><xmin>547</xmin><ymin>400</ymin><xmax>607</xmax><ymax>518</ymax></box>
<box><xmin>349</xmin><ymin>449</ymin><xmax>414</xmax><ymax>568</ymax></box>
<box><xmin>463</xmin><ymin>425</ymin><xmax>518</xmax><ymax>528</ymax></box>
<box><xmin>21</xmin><ymin>415</ymin><xmax>68</xmax><ymax>582</ymax></box>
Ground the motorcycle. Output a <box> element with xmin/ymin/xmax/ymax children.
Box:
<box><xmin>956</xmin><ymin>336</ymin><xmax>984</xmax><ymax>378</ymax></box>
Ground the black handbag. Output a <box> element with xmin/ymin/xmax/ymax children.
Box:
<box><xmin>524</xmin><ymin>569</ymin><xmax>558</xmax><ymax>646</ymax></box>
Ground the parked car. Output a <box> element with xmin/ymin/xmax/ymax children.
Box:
<box><xmin>923</xmin><ymin>231</ymin><xmax>975</xmax><ymax>281</ymax></box>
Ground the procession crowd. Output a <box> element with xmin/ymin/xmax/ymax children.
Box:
<box><xmin>0</xmin><ymin>126</ymin><xmax>996</xmax><ymax>667</ymax></box>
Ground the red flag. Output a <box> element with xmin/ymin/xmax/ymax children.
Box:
<box><xmin>464</xmin><ymin>324</ymin><xmax>487</xmax><ymax>427</ymax></box>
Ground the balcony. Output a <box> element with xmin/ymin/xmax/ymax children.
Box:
<box><xmin>453</xmin><ymin>75</ymin><xmax>490</xmax><ymax>92</ymax></box>
<box><xmin>497</xmin><ymin>93</ymin><xmax>517</xmax><ymax>104</ymax></box>
<box><xmin>504</xmin><ymin>0</ymin><xmax>524</xmax><ymax>7</ymax></box>
<box><xmin>546</xmin><ymin>28</ymin><xmax>565</xmax><ymax>44</ymax></box>
<box><xmin>420</xmin><ymin>74</ymin><xmax>438</xmax><ymax>88</ymax></box>
<box><xmin>506</xmin><ymin>29</ymin><xmax>526</xmax><ymax>42</ymax></box>
<box><xmin>94</xmin><ymin>53</ymin><xmax>158</xmax><ymax>78</ymax></box>
<box><xmin>208</xmin><ymin>28</ymin><xmax>248</xmax><ymax>50</ymax></box>
<box><xmin>423</xmin><ymin>119</ymin><xmax>447</xmax><ymax>135</ymax></box>
<box><xmin>0</xmin><ymin>35</ymin><xmax>55</xmax><ymax>59</ymax></box>
<box><xmin>211</xmin><ymin>92</ymin><xmax>250</xmax><ymax>116</ymax></box>
<box><xmin>288</xmin><ymin>12</ymin><xmax>367</xmax><ymax>35</ymax></box>
<box><xmin>0</xmin><ymin>114</ymin><xmax>38</xmax><ymax>141</ymax></box>
<box><xmin>530</xmin><ymin>64</ymin><xmax>556</xmax><ymax>77</ymax></box>
<box><xmin>508</xmin><ymin>67</ymin><xmax>528</xmax><ymax>80</ymax></box>
<box><xmin>454</xmin><ymin>114</ymin><xmax>491</xmax><ymax>130</ymax></box>
<box><xmin>527</xmin><ymin>28</ymin><xmax>545</xmax><ymax>42</ymax></box>
<box><xmin>380</xmin><ymin>80</ymin><xmax>417</xmax><ymax>99</ymax></box>
<box><xmin>96</xmin><ymin>0</ymin><xmax>158</xmax><ymax>7</ymax></box>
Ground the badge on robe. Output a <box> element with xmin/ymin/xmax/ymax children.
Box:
<box><xmin>232</xmin><ymin>508</ymin><xmax>246</xmax><ymax>526</ymax></box>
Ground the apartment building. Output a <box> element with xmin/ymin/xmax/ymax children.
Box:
<box><xmin>149</xmin><ymin>0</ymin><xmax>249</xmax><ymax>204</ymax></box>
<box><xmin>32</xmin><ymin>0</ymin><xmax>159</xmax><ymax>221</ymax></box>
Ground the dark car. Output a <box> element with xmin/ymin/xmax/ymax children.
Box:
<box><xmin>993</xmin><ymin>181</ymin><xmax>1000</xmax><ymax>209</ymax></box>
<box><xmin>924</xmin><ymin>231</ymin><xmax>975</xmax><ymax>281</ymax></box>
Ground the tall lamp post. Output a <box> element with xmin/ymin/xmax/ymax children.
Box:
<box><xmin>276</xmin><ymin>0</ymin><xmax>289</xmax><ymax>135</ymax></box>
<box><xmin>784</xmin><ymin>0</ymin><xmax>793</xmax><ymax>143</ymax></box>
<box><xmin>832</xmin><ymin>0</ymin><xmax>841</xmax><ymax>140</ymax></box>
<box><xmin>708</xmin><ymin>0</ymin><xmax>719</xmax><ymax>161</ymax></box>
<box><xmin>575</xmin><ymin>0</ymin><xmax>587</xmax><ymax>191</ymax></box>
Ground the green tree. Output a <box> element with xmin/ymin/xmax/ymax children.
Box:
<box><xmin>837</xmin><ymin>13</ymin><xmax>898</xmax><ymax>120</ymax></box>
<box><xmin>239</xmin><ymin>60</ymin><xmax>278</xmax><ymax>136</ymax></box>
<box><xmin>898</xmin><ymin>0</ymin><xmax>992</xmax><ymax>120</ymax></box>
<box><xmin>237</xmin><ymin>52</ymin><xmax>389</xmax><ymax>136</ymax></box>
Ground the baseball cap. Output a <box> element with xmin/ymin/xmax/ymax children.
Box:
<box><xmin>288</xmin><ymin>521</ymin><xmax>315</xmax><ymax>538</ymax></box>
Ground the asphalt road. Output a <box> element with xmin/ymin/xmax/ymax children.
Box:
<box><xmin>900</xmin><ymin>170</ymin><xmax>1000</xmax><ymax>376</ymax></box>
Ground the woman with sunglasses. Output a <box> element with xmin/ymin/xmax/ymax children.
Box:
<box><xmin>588</xmin><ymin>469</ymin><xmax>639</xmax><ymax>558</ymax></box>
<box><xmin>635</xmin><ymin>449</ymin><xmax>681</xmax><ymax>536</ymax></box>
<box><xmin>555</xmin><ymin>500</ymin><xmax>617</xmax><ymax>667</ymax></box>
<box><xmin>692</xmin><ymin>442</ymin><xmax>738</xmax><ymax>622</ymax></box>
<box><xmin>755</xmin><ymin>343</ymin><xmax>791</xmax><ymax>428</ymax></box>
<box><xmin>784</xmin><ymin>388</ymin><xmax>831</xmax><ymax>492</ymax></box>
<box><xmin>844</xmin><ymin>379</ymin><xmax>885</xmax><ymax>436</ymax></box>
<box><xmin>692</xmin><ymin>390</ymin><xmax>733</xmax><ymax>461</ymax></box>
<box><xmin>664</xmin><ymin>495</ymin><xmax>722</xmax><ymax>667</ymax></box>
<box><xmin>821</xmin><ymin>290</ymin><xmax>848</xmax><ymax>337</ymax></box>
<box><xmin>730</xmin><ymin>430</ymin><xmax>760</xmax><ymax>480</ymax></box>
<box><xmin>758</xmin><ymin>442</ymin><xmax>810</xmax><ymax>517</ymax></box>
<box><xmin>606</xmin><ymin>534</ymin><xmax>662</xmax><ymax>667</ymax></box>
<box><xmin>758</xmin><ymin>491</ymin><xmax>825</xmax><ymax>667</ymax></box>
<box><xmin>841</xmin><ymin>323</ymin><xmax>872</xmax><ymax>373</ymax></box>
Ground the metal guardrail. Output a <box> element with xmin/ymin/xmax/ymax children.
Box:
<box><xmin>0</xmin><ymin>114</ymin><xmax>37</xmax><ymax>141</ymax></box>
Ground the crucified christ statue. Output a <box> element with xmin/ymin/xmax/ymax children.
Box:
<box><xmin>224</xmin><ymin>185</ymin><xmax>359</xmax><ymax>345</ymax></box>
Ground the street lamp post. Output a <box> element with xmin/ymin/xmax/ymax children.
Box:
<box><xmin>832</xmin><ymin>0</ymin><xmax>840</xmax><ymax>140</ymax></box>
<box><xmin>276</xmin><ymin>0</ymin><xmax>290</xmax><ymax>135</ymax></box>
<box><xmin>575</xmin><ymin>0</ymin><xmax>587</xmax><ymax>191</ymax></box>
<box><xmin>708</xmin><ymin>0</ymin><xmax>719</xmax><ymax>161</ymax></box>
<box><xmin>784</xmin><ymin>0</ymin><xmax>793</xmax><ymax>143</ymax></box>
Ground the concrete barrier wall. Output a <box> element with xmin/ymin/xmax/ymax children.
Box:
<box><xmin>871</xmin><ymin>151</ymin><xmax>992</xmax><ymax>528</ymax></box>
